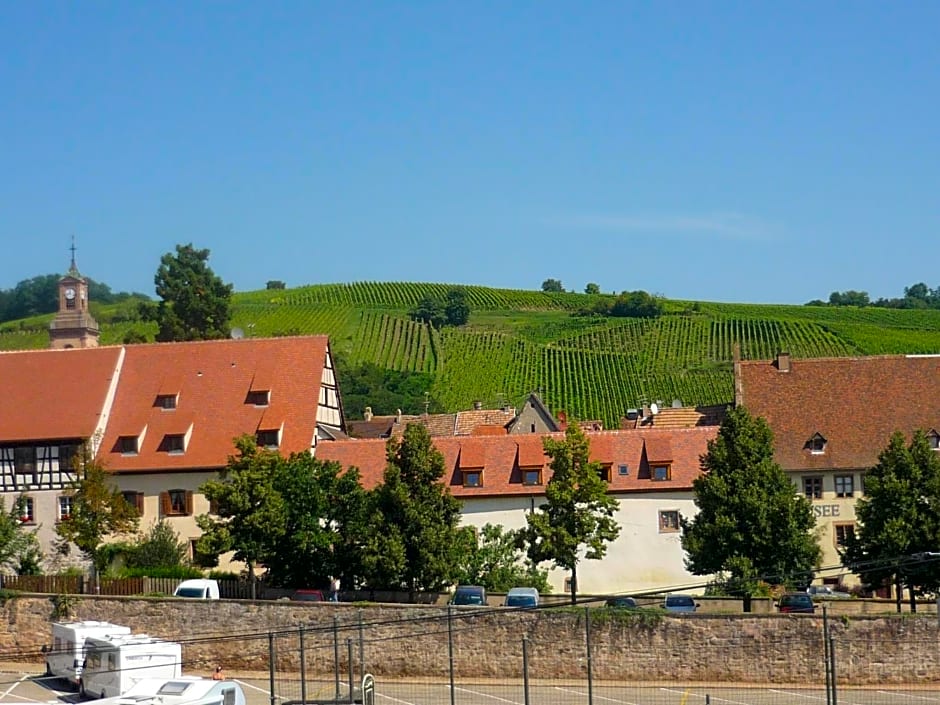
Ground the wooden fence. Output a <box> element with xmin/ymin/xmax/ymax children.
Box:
<box><xmin>0</xmin><ymin>574</ymin><xmax>284</xmax><ymax>599</ymax></box>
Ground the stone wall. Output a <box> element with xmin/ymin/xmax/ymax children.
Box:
<box><xmin>3</xmin><ymin>595</ymin><xmax>939</xmax><ymax>684</ymax></box>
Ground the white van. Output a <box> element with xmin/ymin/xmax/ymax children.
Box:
<box><xmin>93</xmin><ymin>677</ymin><xmax>246</xmax><ymax>705</ymax></box>
<box><xmin>80</xmin><ymin>634</ymin><xmax>183</xmax><ymax>699</ymax></box>
<box><xmin>173</xmin><ymin>579</ymin><xmax>220</xmax><ymax>600</ymax></box>
<box><xmin>43</xmin><ymin>621</ymin><xmax>132</xmax><ymax>687</ymax></box>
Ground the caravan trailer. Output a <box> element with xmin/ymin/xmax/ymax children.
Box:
<box><xmin>92</xmin><ymin>677</ymin><xmax>246</xmax><ymax>705</ymax></box>
<box><xmin>80</xmin><ymin>634</ymin><xmax>182</xmax><ymax>699</ymax></box>
<box><xmin>44</xmin><ymin>621</ymin><xmax>132</xmax><ymax>687</ymax></box>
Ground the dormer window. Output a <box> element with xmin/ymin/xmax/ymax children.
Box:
<box><xmin>651</xmin><ymin>465</ymin><xmax>671</xmax><ymax>481</ymax></box>
<box><xmin>118</xmin><ymin>436</ymin><xmax>139</xmax><ymax>455</ymax></box>
<box><xmin>246</xmin><ymin>390</ymin><xmax>270</xmax><ymax>406</ymax></box>
<box><xmin>521</xmin><ymin>468</ymin><xmax>542</xmax><ymax>486</ymax></box>
<box><xmin>155</xmin><ymin>394</ymin><xmax>178</xmax><ymax>410</ymax></box>
<box><xmin>161</xmin><ymin>434</ymin><xmax>185</xmax><ymax>454</ymax></box>
<box><xmin>806</xmin><ymin>433</ymin><xmax>827</xmax><ymax>454</ymax></box>
<box><xmin>597</xmin><ymin>464</ymin><xmax>612</xmax><ymax>483</ymax></box>
<box><xmin>256</xmin><ymin>428</ymin><xmax>280</xmax><ymax>449</ymax></box>
<box><xmin>462</xmin><ymin>470</ymin><xmax>483</xmax><ymax>487</ymax></box>
<box><xmin>929</xmin><ymin>430</ymin><xmax>940</xmax><ymax>451</ymax></box>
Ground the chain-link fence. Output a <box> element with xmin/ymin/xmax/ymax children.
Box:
<box><xmin>262</xmin><ymin>605</ymin><xmax>940</xmax><ymax>705</ymax></box>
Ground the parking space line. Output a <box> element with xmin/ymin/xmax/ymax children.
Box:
<box><xmin>376</xmin><ymin>692</ymin><xmax>421</xmax><ymax>705</ymax></box>
<box><xmin>877</xmin><ymin>691</ymin><xmax>940</xmax><ymax>702</ymax></box>
<box><xmin>660</xmin><ymin>687</ymin><xmax>756</xmax><ymax>705</ymax></box>
<box><xmin>554</xmin><ymin>685</ymin><xmax>643</xmax><ymax>705</ymax></box>
<box><xmin>451</xmin><ymin>685</ymin><xmax>523</xmax><ymax>705</ymax></box>
<box><xmin>768</xmin><ymin>688</ymin><xmax>827</xmax><ymax>701</ymax></box>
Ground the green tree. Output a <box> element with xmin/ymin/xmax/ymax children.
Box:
<box><xmin>444</xmin><ymin>288</ymin><xmax>470</xmax><ymax>326</ymax></box>
<box><xmin>55</xmin><ymin>452</ymin><xmax>140</xmax><ymax>574</ymax></box>
<box><xmin>610</xmin><ymin>290</ymin><xmax>664</xmax><ymax>318</ymax></box>
<box><xmin>265</xmin><ymin>280</ymin><xmax>286</xmax><ymax>290</ymax></box>
<box><xmin>541</xmin><ymin>278</ymin><xmax>564</xmax><ymax>293</ymax></box>
<box><xmin>127</xmin><ymin>520</ymin><xmax>189</xmax><ymax>569</ymax></box>
<box><xmin>841</xmin><ymin>430</ymin><xmax>940</xmax><ymax>612</ymax></box>
<box><xmin>409</xmin><ymin>296</ymin><xmax>446</xmax><ymax>328</ymax></box>
<box><xmin>144</xmin><ymin>243</ymin><xmax>233</xmax><ymax>342</ymax></box>
<box><xmin>196</xmin><ymin>436</ymin><xmax>286</xmax><ymax>598</ymax></box>
<box><xmin>681</xmin><ymin>406</ymin><xmax>820</xmax><ymax>611</ymax></box>
<box><xmin>0</xmin><ymin>495</ymin><xmax>44</xmax><ymax>574</ymax></box>
<box><xmin>264</xmin><ymin>452</ymin><xmax>370</xmax><ymax>590</ymax></box>
<box><xmin>584</xmin><ymin>283</ymin><xmax>601</xmax><ymax>295</ymax></box>
<box><xmin>517</xmin><ymin>424</ymin><xmax>620</xmax><ymax>604</ymax></box>
<box><xmin>361</xmin><ymin>424</ymin><xmax>466</xmax><ymax>596</ymax></box>
<box><xmin>456</xmin><ymin>523</ymin><xmax>550</xmax><ymax>593</ymax></box>
<box><xmin>828</xmin><ymin>290</ymin><xmax>870</xmax><ymax>307</ymax></box>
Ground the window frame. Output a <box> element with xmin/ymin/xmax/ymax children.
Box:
<box><xmin>118</xmin><ymin>436</ymin><xmax>139</xmax><ymax>455</ymax></box>
<box><xmin>246</xmin><ymin>390</ymin><xmax>270</xmax><ymax>407</ymax></box>
<box><xmin>658</xmin><ymin>509</ymin><xmax>680</xmax><ymax>533</ymax></box>
<box><xmin>162</xmin><ymin>434</ymin><xmax>185</xmax><ymax>454</ymax></box>
<box><xmin>155</xmin><ymin>394</ymin><xmax>178</xmax><ymax>410</ymax></box>
<box><xmin>834</xmin><ymin>522</ymin><xmax>855</xmax><ymax>548</ymax></box>
<box><xmin>19</xmin><ymin>497</ymin><xmax>35</xmax><ymax>524</ymax></box>
<box><xmin>256</xmin><ymin>429</ymin><xmax>280</xmax><ymax>449</ymax></box>
<box><xmin>57</xmin><ymin>495</ymin><xmax>73</xmax><ymax>522</ymax></box>
<box><xmin>161</xmin><ymin>489</ymin><xmax>193</xmax><ymax>517</ymax></box>
<box><xmin>597</xmin><ymin>464</ymin><xmax>612</xmax><ymax>483</ymax></box>
<box><xmin>803</xmin><ymin>476</ymin><xmax>823</xmax><ymax>500</ymax></box>
<box><xmin>651</xmin><ymin>464</ymin><xmax>671</xmax><ymax>481</ymax></box>
<box><xmin>834</xmin><ymin>474</ymin><xmax>854</xmax><ymax>498</ymax></box>
<box><xmin>461</xmin><ymin>470</ymin><xmax>483</xmax><ymax>488</ymax></box>
<box><xmin>521</xmin><ymin>468</ymin><xmax>542</xmax><ymax>486</ymax></box>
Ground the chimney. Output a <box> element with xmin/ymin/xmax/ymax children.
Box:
<box><xmin>473</xmin><ymin>400</ymin><xmax>483</xmax><ymax>410</ymax></box>
<box><xmin>396</xmin><ymin>408</ymin><xmax>402</xmax><ymax>423</ymax></box>
<box><xmin>776</xmin><ymin>351</ymin><xmax>791</xmax><ymax>373</ymax></box>
<box><xmin>364</xmin><ymin>406</ymin><xmax>373</xmax><ymax>422</ymax></box>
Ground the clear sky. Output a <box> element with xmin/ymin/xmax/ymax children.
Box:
<box><xmin>2</xmin><ymin>2</ymin><xmax>938</xmax><ymax>304</ymax></box>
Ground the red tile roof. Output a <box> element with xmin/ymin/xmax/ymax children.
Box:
<box><xmin>99</xmin><ymin>337</ymin><xmax>330</xmax><ymax>473</ymax></box>
<box><xmin>0</xmin><ymin>347</ymin><xmax>122</xmax><ymax>442</ymax></box>
<box><xmin>737</xmin><ymin>354</ymin><xmax>940</xmax><ymax>470</ymax></box>
<box><xmin>315</xmin><ymin>427</ymin><xmax>716</xmax><ymax>497</ymax></box>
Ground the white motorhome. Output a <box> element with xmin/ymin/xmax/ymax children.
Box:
<box><xmin>92</xmin><ymin>677</ymin><xmax>246</xmax><ymax>705</ymax></box>
<box><xmin>80</xmin><ymin>634</ymin><xmax>183</xmax><ymax>699</ymax></box>
<box><xmin>43</xmin><ymin>621</ymin><xmax>132</xmax><ymax>687</ymax></box>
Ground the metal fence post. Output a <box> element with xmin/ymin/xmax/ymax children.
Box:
<box><xmin>823</xmin><ymin>605</ymin><xmax>831</xmax><ymax>705</ymax></box>
<box><xmin>268</xmin><ymin>632</ymin><xmax>277</xmax><ymax>705</ymax></box>
<box><xmin>347</xmin><ymin>639</ymin><xmax>355</xmax><ymax>704</ymax></box>
<box><xmin>447</xmin><ymin>606</ymin><xmax>455</xmax><ymax>705</ymax></box>
<box><xmin>358</xmin><ymin>608</ymin><xmax>365</xmax><ymax>688</ymax></box>
<box><xmin>829</xmin><ymin>635</ymin><xmax>838</xmax><ymax>705</ymax></box>
<box><xmin>585</xmin><ymin>606</ymin><xmax>594</xmax><ymax>705</ymax></box>
<box><xmin>522</xmin><ymin>635</ymin><xmax>530</xmax><ymax>705</ymax></box>
<box><xmin>299</xmin><ymin>624</ymin><xmax>307</xmax><ymax>705</ymax></box>
<box><xmin>333</xmin><ymin>615</ymin><xmax>341</xmax><ymax>700</ymax></box>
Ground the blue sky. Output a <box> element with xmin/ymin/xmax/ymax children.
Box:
<box><xmin>2</xmin><ymin>2</ymin><xmax>938</xmax><ymax>304</ymax></box>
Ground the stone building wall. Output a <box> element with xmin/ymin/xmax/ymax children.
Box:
<box><xmin>2</xmin><ymin>595</ymin><xmax>938</xmax><ymax>685</ymax></box>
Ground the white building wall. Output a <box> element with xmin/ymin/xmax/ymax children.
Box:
<box><xmin>458</xmin><ymin>492</ymin><xmax>704</xmax><ymax>595</ymax></box>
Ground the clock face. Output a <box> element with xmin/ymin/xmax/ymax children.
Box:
<box><xmin>65</xmin><ymin>288</ymin><xmax>76</xmax><ymax>300</ymax></box>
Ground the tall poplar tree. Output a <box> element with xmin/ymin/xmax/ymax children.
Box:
<box><xmin>517</xmin><ymin>424</ymin><xmax>620</xmax><ymax>605</ymax></box>
<box><xmin>361</xmin><ymin>423</ymin><xmax>466</xmax><ymax>596</ymax></box>
<box><xmin>681</xmin><ymin>406</ymin><xmax>820</xmax><ymax>611</ymax></box>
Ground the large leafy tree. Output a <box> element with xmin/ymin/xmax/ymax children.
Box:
<box><xmin>126</xmin><ymin>520</ymin><xmax>189</xmax><ymax>570</ymax></box>
<box><xmin>55</xmin><ymin>451</ymin><xmax>140</xmax><ymax>574</ymax></box>
<box><xmin>196</xmin><ymin>436</ymin><xmax>286</xmax><ymax>598</ymax></box>
<box><xmin>456</xmin><ymin>523</ymin><xmax>550</xmax><ymax>593</ymax></box>
<box><xmin>681</xmin><ymin>406</ymin><xmax>820</xmax><ymax>610</ymax></box>
<box><xmin>517</xmin><ymin>424</ymin><xmax>620</xmax><ymax>605</ymax></box>
<box><xmin>144</xmin><ymin>243</ymin><xmax>233</xmax><ymax>341</ymax></box>
<box><xmin>0</xmin><ymin>495</ymin><xmax>44</xmax><ymax>574</ymax></box>
<box><xmin>264</xmin><ymin>452</ymin><xmax>370</xmax><ymax>590</ymax></box>
<box><xmin>841</xmin><ymin>430</ymin><xmax>940</xmax><ymax>612</ymax></box>
<box><xmin>361</xmin><ymin>424</ymin><xmax>466</xmax><ymax>595</ymax></box>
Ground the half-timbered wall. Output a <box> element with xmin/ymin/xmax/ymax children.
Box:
<box><xmin>0</xmin><ymin>443</ymin><xmax>79</xmax><ymax>492</ymax></box>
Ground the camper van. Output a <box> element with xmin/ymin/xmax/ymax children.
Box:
<box><xmin>43</xmin><ymin>621</ymin><xmax>132</xmax><ymax>687</ymax></box>
<box><xmin>79</xmin><ymin>634</ymin><xmax>182</xmax><ymax>699</ymax></box>
<box><xmin>92</xmin><ymin>677</ymin><xmax>246</xmax><ymax>705</ymax></box>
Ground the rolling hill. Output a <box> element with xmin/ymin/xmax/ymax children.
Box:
<box><xmin>3</xmin><ymin>282</ymin><xmax>940</xmax><ymax>428</ymax></box>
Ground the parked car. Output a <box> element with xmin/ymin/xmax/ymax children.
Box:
<box><xmin>663</xmin><ymin>594</ymin><xmax>700</xmax><ymax>613</ymax></box>
<box><xmin>806</xmin><ymin>585</ymin><xmax>851</xmax><ymax>599</ymax></box>
<box><xmin>605</xmin><ymin>596</ymin><xmax>642</xmax><ymax>610</ymax></box>
<box><xmin>504</xmin><ymin>587</ymin><xmax>539</xmax><ymax>607</ymax></box>
<box><xmin>450</xmin><ymin>585</ymin><xmax>487</xmax><ymax>606</ymax></box>
<box><xmin>777</xmin><ymin>593</ymin><xmax>816</xmax><ymax>613</ymax></box>
<box><xmin>291</xmin><ymin>589</ymin><xmax>326</xmax><ymax>602</ymax></box>
<box><xmin>173</xmin><ymin>579</ymin><xmax>220</xmax><ymax>600</ymax></box>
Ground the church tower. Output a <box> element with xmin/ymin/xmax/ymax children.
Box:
<box><xmin>49</xmin><ymin>242</ymin><xmax>100</xmax><ymax>349</ymax></box>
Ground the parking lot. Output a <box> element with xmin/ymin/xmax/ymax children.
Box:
<box><xmin>3</xmin><ymin>665</ymin><xmax>940</xmax><ymax>705</ymax></box>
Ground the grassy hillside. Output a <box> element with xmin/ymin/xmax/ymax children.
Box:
<box><xmin>4</xmin><ymin>282</ymin><xmax>940</xmax><ymax>428</ymax></box>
